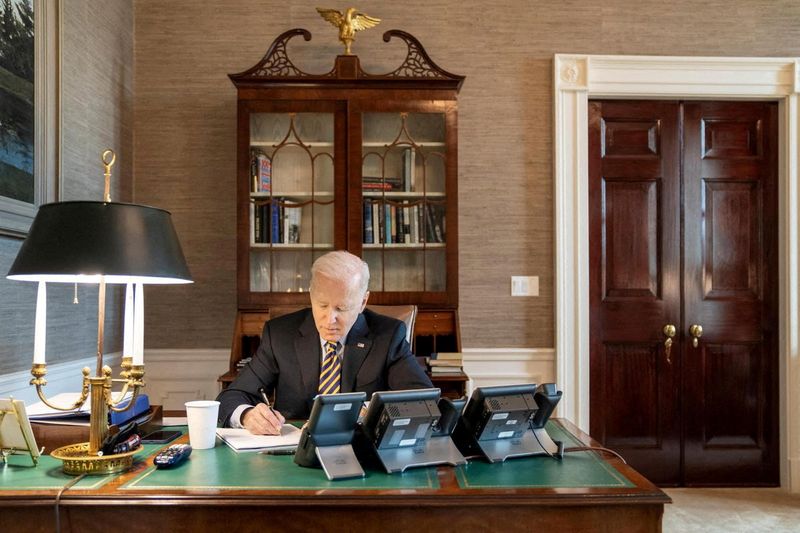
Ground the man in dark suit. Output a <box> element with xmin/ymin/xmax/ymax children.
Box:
<box><xmin>217</xmin><ymin>251</ymin><xmax>432</xmax><ymax>434</ymax></box>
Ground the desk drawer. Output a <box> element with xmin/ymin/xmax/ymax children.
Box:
<box><xmin>415</xmin><ymin>311</ymin><xmax>456</xmax><ymax>335</ymax></box>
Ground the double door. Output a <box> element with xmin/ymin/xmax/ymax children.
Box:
<box><xmin>588</xmin><ymin>100</ymin><xmax>778</xmax><ymax>485</ymax></box>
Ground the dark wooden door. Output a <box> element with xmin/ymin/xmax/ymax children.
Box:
<box><xmin>681</xmin><ymin>102</ymin><xmax>779</xmax><ymax>485</ymax></box>
<box><xmin>588</xmin><ymin>101</ymin><xmax>682</xmax><ymax>485</ymax></box>
<box><xmin>589</xmin><ymin>100</ymin><xmax>778</xmax><ymax>486</ymax></box>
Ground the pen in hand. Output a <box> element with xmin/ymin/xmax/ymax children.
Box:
<box><xmin>258</xmin><ymin>387</ymin><xmax>276</xmax><ymax>415</ymax></box>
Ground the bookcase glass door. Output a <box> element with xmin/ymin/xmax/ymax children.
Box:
<box><xmin>361</xmin><ymin>112</ymin><xmax>447</xmax><ymax>293</ymax></box>
<box><xmin>249</xmin><ymin>112</ymin><xmax>335</xmax><ymax>293</ymax></box>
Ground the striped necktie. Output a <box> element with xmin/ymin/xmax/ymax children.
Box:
<box><xmin>318</xmin><ymin>341</ymin><xmax>341</xmax><ymax>395</ymax></box>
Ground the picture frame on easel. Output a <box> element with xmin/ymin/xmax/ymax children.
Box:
<box><xmin>0</xmin><ymin>397</ymin><xmax>41</xmax><ymax>465</ymax></box>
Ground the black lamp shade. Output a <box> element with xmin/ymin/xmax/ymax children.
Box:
<box><xmin>7</xmin><ymin>201</ymin><xmax>192</xmax><ymax>284</ymax></box>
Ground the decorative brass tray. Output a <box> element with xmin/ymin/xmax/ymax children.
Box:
<box><xmin>50</xmin><ymin>442</ymin><xmax>142</xmax><ymax>475</ymax></box>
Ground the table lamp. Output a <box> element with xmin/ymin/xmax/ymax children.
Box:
<box><xmin>6</xmin><ymin>150</ymin><xmax>192</xmax><ymax>474</ymax></box>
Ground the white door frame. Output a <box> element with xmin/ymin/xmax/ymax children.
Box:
<box><xmin>553</xmin><ymin>54</ymin><xmax>800</xmax><ymax>491</ymax></box>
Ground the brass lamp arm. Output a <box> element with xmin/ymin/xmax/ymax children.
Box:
<box><xmin>30</xmin><ymin>366</ymin><xmax>91</xmax><ymax>412</ymax></box>
<box><xmin>107</xmin><ymin>384</ymin><xmax>142</xmax><ymax>414</ymax></box>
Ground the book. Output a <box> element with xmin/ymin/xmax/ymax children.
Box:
<box><xmin>425</xmin><ymin>203</ymin><xmax>446</xmax><ymax>243</ymax></box>
<box><xmin>429</xmin><ymin>359</ymin><xmax>462</xmax><ymax>367</ymax></box>
<box><xmin>363</xmin><ymin>176</ymin><xmax>403</xmax><ymax>190</ymax></box>
<box><xmin>216</xmin><ymin>425</ymin><xmax>301</xmax><ymax>453</ymax></box>
<box><xmin>410</xmin><ymin>205</ymin><xmax>419</xmax><ymax>243</ymax></box>
<box><xmin>253</xmin><ymin>203</ymin><xmax>262</xmax><ymax>243</ymax></box>
<box><xmin>384</xmin><ymin>202</ymin><xmax>392</xmax><ymax>244</ymax></box>
<box><xmin>363</xmin><ymin>198</ymin><xmax>374</xmax><ymax>244</ymax></box>
<box><xmin>390</xmin><ymin>204</ymin><xmax>397</xmax><ymax>243</ymax></box>
<box><xmin>283</xmin><ymin>201</ymin><xmax>301</xmax><ymax>244</ymax></box>
<box><xmin>257</xmin><ymin>153</ymin><xmax>272</xmax><ymax>192</ymax></box>
<box><xmin>271</xmin><ymin>198</ymin><xmax>281</xmax><ymax>244</ymax></box>
<box><xmin>432</xmin><ymin>352</ymin><xmax>463</xmax><ymax>361</ymax></box>
<box><xmin>249</xmin><ymin>202</ymin><xmax>255</xmax><ymax>244</ymax></box>
<box><xmin>109</xmin><ymin>394</ymin><xmax>151</xmax><ymax>426</ymax></box>
<box><xmin>372</xmin><ymin>201</ymin><xmax>380</xmax><ymax>244</ymax></box>
<box><xmin>430</xmin><ymin>366</ymin><xmax>464</xmax><ymax>375</ymax></box>
<box><xmin>362</xmin><ymin>182</ymin><xmax>394</xmax><ymax>191</ymax></box>
<box><xmin>403</xmin><ymin>148</ymin><xmax>416</xmax><ymax>192</ymax></box>
<box><xmin>27</xmin><ymin>392</ymin><xmax>153</xmax><ymax>427</ymax></box>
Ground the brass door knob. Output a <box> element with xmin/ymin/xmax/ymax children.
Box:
<box><xmin>690</xmin><ymin>324</ymin><xmax>703</xmax><ymax>348</ymax></box>
<box><xmin>663</xmin><ymin>324</ymin><xmax>676</xmax><ymax>364</ymax></box>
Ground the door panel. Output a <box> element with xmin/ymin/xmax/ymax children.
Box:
<box><xmin>603</xmin><ymin>179</ymin><xmax>659</xmax><ymax>299</ymax></box>
<box><xmin>589</xmin><ymin>101</ymin><xmax>681</xmax><ymax>485</ymax></box>
<box><xmin>682</xmin><ymin>102</ymin><xmax>778</xmax><ymax>485</ymax></box>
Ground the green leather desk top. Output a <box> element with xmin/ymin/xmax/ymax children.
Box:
<box><xmin>1</xmin><ymin>422</ymin><xmax>633</xmax><ymax>492</ymax></box>
<box><xmin>455</xmin><ymin>422</ymin><xmax>634</xmax><ymax>489</ymax></box>
<box><xmin>0</xmin><ymin>443</ymin><xmax>164</xmax><ymax>491</ymax></box>
<box><xmin>123</xmin><ymin>445</ymin><xmax>439</xmax><ymax>491</ymax></box>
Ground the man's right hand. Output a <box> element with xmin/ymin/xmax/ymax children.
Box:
<box><xmin>241</xmin><ymin>403</ymin><xmax>286</xmax><ymax>435</ymax></box>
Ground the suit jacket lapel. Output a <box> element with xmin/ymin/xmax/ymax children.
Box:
<box><xmin>295</xmin><ymin>310</ymin><xmax>322</xmax><ymax>399</ymax></box>
<box><xmin>342</xmin><ymin>313</ymin><xmax>373</xmax><ymax>392</ymax></box>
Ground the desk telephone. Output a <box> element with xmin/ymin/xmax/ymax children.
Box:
<box><xmin>292</xmin><ymin>383</ymin><xmax>563</xmax><ymax>478</ymax></box>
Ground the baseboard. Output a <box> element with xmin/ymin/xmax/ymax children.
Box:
<box><xmin>0</xmin><ymin>352</ymin><xmax>123</xmax><ymax>406</ymax></box>
<box><xmin>790</xmin><ymin>456</ymin><xmax>800</xmax><ymax>493</ymax></box>
<box><xmin>462</xmin><ymin>347</ymin><xmax>556</xmax><ymax>392</ymax></box>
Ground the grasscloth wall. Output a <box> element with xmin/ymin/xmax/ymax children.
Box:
<box><xmin>0</xmin><ymin>0</ymin><xmax>133</xmax><ymax>374</ymax></box>
<box><xmin>134</xmin><ymin>0</ymin><xmax>800</xmax><ymax>351</ymax></box>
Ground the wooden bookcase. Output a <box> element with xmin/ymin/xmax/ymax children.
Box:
<box><xmin>222</xmin><ymin>28</ymin><xmax>466</xmax><ymax>397</ymax></box>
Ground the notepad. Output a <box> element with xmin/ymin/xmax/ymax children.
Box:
<box><xmin>216</xmin><ymin>425</ymin><xmax>301</xmax><ymax>453</ymax></box>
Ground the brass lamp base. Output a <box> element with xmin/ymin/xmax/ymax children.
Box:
<box><xmin>50</xmin><ymin>442</ymin><xmax>142</xmax><ymax>475</ymax></box>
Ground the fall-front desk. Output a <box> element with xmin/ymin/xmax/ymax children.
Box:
<box><xmin>0</xmin><ymin>420</ymin><xmax>669</xmax><ymax>533</ymax></box>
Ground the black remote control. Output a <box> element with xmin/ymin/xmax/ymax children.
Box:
<box><xmin>153</xmin><ymin>444</ymin><xmax>192</xmax><ymax>468</ymax></box>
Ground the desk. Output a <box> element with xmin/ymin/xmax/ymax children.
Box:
<box><xmin>0</xmin><ymin>420</ymin><xmax>669</xmax><ymax>533</ymax></box>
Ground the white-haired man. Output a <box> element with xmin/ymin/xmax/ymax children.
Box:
<box><xmin>217</xmin><ymin>250</ymin><xmax>433</xmax><ymax>434</ymax></box>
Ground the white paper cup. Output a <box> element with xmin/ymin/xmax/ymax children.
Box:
<box><xmin>185</xmin><ymin>400</ymin><xmax>220</xmax><ymax>449</ymax></box>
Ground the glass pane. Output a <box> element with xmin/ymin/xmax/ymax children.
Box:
<box><xmin>425</xmin><ymin>249</ymin><xmax>446</xmax><ymax>292</ymax></box>
<box><xmin>363</xmin><ymin>249</ymin><xmax>383</xmax><ymax>291</ymax></box>
<box><xmin>361</xmin><ymin>111</ymin><xmax>447</xmax><ymax>294</ymax></box>
<box><xmin>249</xmin><ymin>112</ymin><xmax>334</xmax><ymax>294</ymax></box>
<box><xmin>250</xmin><ymin>250</ymin><xmax>271</xmax><ymax>292</ymax></box>
<box><xmin>272</xmin><ymin>250</ymin><xmax>313</xmax><ymax>293</ymax></box>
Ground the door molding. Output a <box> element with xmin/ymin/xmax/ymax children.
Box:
<box><xmin>553</xmin><ymin>54</ymin><xmax>800</xmax><ymax>491</ymax></box>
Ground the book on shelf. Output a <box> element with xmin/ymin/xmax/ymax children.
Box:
<box><xmin>372</xmin><ymin>200</ymin><xmax>380</xmax><ymax>244</ymax></box>
<box><xmin>257</xmin><ymin>153</ymin><xmax>271</xmax><ymax>192</ymax></box>
<box><xmin>271</xmin><ymin>198</ymin><xmax>281</xmax><ymax>244</ymax></box>
<box><xmin>403</xmin><ymin>148</ymin><xmax>416</xmax><ymax>192</ymax></box>
<box><xmin>363</xmin><ymin>175</ymin><xmax>403</xmax><ymax>190</ymax></box>
<box><xmin>390</xmin><ymin>204</ymin><xmax>398</xmax><ymax>243</ymax></box>
<box><xmin>429</xmin><ymin>359</ymin><xmax>462</xmax><ymax>367</ymax></box>
<box><xmin>432</xmin><ymin>352</ymin><xmax>463</xmax><ymax>361</ymax></box>
<box><xmin>363</xmin><ymin>199</ymin><xmax>374</xmax><ymax>244</ymax></box>
<box><xmin>362</xmin><ymin>182</ymin><xmax>395</xmax><ymax>191</ymax></box>
<box><xmin>383</xmin><ymin>202</ymin><xmax>392</xmax><ymax>244</ymax></box>
<box><xmin>250</xmin><ymin>150</ymin><xmax>272</xmax><ymax>193</ymax></box>
<box><xmin>283</xmin><ymin>200</ymin><xmax>301</xmax><ymax>244</ymax></box>
<box><xmin>430</xmin><ymin>366</ymin><xmax>464</xmax><ymax>375</ymax></box>
<box><xmin>249</xmin><ymin>203</ymin><xmax>255</xmax><ymax>244</ymax></box>
<box><xmin>424</xmin><ymin>202</ymin><xmax>446</xmax><ymax>243</ymax></box>
<box><xmin>363</xmin><ymin>199</ymin><xmax>444</xmax><ymax>246</ymax></box>
<box><xmin>410</xmin><ymin>204</ymin><xmax>420</xmax><ymax>243</ymax></box>
<box><xmin>250</xmin><ymin>197</ymin><xmax>303</xmax><ymax>245</ymax></box>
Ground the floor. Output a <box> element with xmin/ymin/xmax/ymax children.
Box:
<box><xmin>663</xmin><ymin>488</ymin><xmax>800</xmax><ymax>532</ymax></box>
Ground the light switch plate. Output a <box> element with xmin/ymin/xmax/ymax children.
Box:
<box><xmin>511</xmin><ymin>276</ymin><xmax>539</xmax><ymax>296</ymax></box>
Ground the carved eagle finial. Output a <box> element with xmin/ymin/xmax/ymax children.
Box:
<box><xmin>316</xmin><ymin>7</ymin><xmax>381</xmax><ymax>55</ymax></box>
